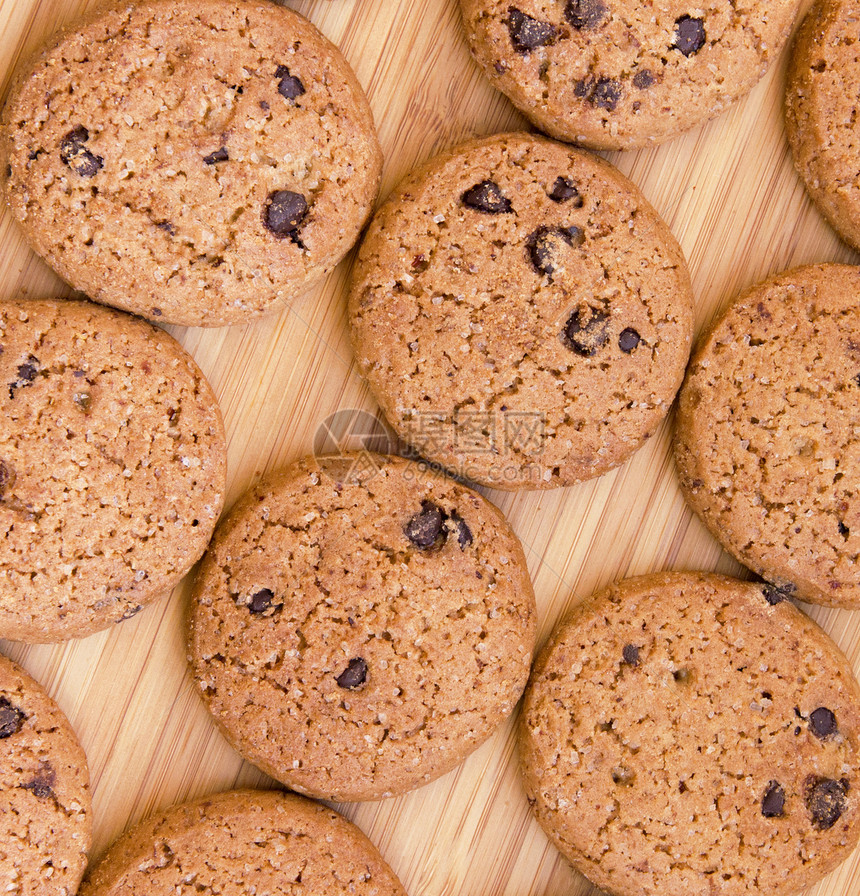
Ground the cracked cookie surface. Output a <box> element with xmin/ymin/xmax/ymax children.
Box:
<box><xmin>187</xmin><ymin>453</ymin><xmax>536</xmax><ymax>801</ymax></box>
<box><xmin>675</xmin><ymin>264</ymin><xmax>860</xmax><ymax>607</ymax></box>
<box><xmin>0</xmin><ymin>0</ymin><xmax>382</xmax><ymax>327</ymax></box>
<box><xmin>349</xmin><ymin>133</ymin><xmax>693</xmax><ymax>490</ymax></box>
<box><xmin>0</xmin><ymin>653</ymin><xmax>91</xmax><ymax>895</ymax></box>
<box><xmin>0</xmin><ymin>298</ymin><xmax>226</xmax><ymax>641</ymax></box>
<box><xmin>519</xmin><ymin>571</ymin><xmax>860</xmax><ymax>896</ymax></box>
<box><xmin>460</xmin><ymin>0</ymin><xmax>801</xmax><ymax>149</ymax></box>
<box><xmin>79</xmin><ymin>789</ymin><xmax>407</xmax><ymax>896</ymax></box>
<box><xmin>785</xmin><ymin>0</ymin><xmax>860</xmax><ymax>250</ymax></box>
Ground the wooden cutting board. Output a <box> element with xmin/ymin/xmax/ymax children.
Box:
<box><xmin>1</xmin><ymin>0</ymin><xmax>860</xmax><ymax>893</ymax></box>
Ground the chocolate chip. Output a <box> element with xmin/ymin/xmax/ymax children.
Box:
<box><xmin>619</xmin><ymin>328</ymin><xmax>641</xmax><ymax>352</ymax></box>
<box><xmin>461</xmin><ymin>180</ymin><xmax>513</xmax><ymax>214</ymax></box>
<box><xmin>839</xmin><ymin>521</ymin><xmax>849</xmax><ymax>537</ymax></box>
<box><xmin>548</xmin><ymin>177</ymin><xmax>584</xmax><ymax>206</ymax></box>
<box><xmin>0</xmin><ymin>461</ymin><xmax>15</xmax><ymax>497</ymax></box>
<box><xmin>507</xmin><ymin>7</ymin><xmax>557</xmax><ymax>53</ymax></box>
<box><xmin>276</xmin><ymin>65</ymin><xmax>306</xmax><ymax>101</ymax></box>
<box><xmin>564</xmin><ymin>0</ymin><xmax>607</xmax><ymax>29</ymax></box>
<box><xmin>761</xmin><ymin>781</ymin><xmax>785</xmax><ymax>817</ymax></box>
<box><xmin>9</xmin><ymin>354</ymin><xmax>40</xmax><ymax>398</ymax></box>
<box><xmin>405</xmin><ymin>500</ymin><xmax>445</xmax><ymax>549</ymax></box>
<box><xmin>810</xmin><ymin>707</ymin><xmax>838</xmax><ymax>739</ymax></box>
<box><xmin>263</xmin><ymin>190</ymin><xmax>308</xmax><ymax>242</ymax></box>
<box><xmin>22</xmin><ymin>780</ymin><xmax>54</xmax><ymax>799</ymax></box>
<box><xmin>673</xmin><ymin>15</ymin><xmax>706</xmax><ymax>56</ymax></box>
<box><xmin>632</xmin><ymin>69</ymin><xmax>655</xmax><ymax>89</ymax></box>
<box><xmin>526</xmin><ymin>226</ymin><xmax>584</xmax><ymax>276</ymax></box>
<box><xmin>0</xmin><ymin>698</ymin><xmax>25</xmax><ymax>738</ymax></box>
<box><xmin>59</xmin><ymin>125</ymin><xmax>103</xmax><ymax>177</ymax></box>
<box><xmin>806</xmin><ymin>777</ymin><xmax>848</xmax><ymax>830</ymax></box>
<box><xmin>451</xmin><ymin>513</ymin><xmax>473</xmax><ymax>549</ymax></box>
<box><xmin>336</xmin><ymin>657</ymin><xmax>367</xmax><ymax>690</ymax></box>
<box><xmin>156</xmin><ymin>221</ymin><xmax>175</xmax><ymax>235</ymax></box>
<box><xmin>203</xmin><ymin>147</ymin><xmax>229</xmax><ymax>165</ymax></box>
<box><xmin>591</xmin><ymin>77</ymin><xmax>622</xmax><ymax>110</ymax></box>
<box><xmin>562</xmin><ymin>306</ymin><xmax>610</xmax><ymax>356</ymax></box>
<box><xmin>762</xmin><ymin>583</ymin><xmax>795</xmax><ymax>605</ymax></box>
<box><xmin>248</xmin><ymin>588</ymin><xmax>275</xmax><ymax>614</ymax></box>
<box><xmin>622</xmin><ymin>644</ymin><xmax>639</xmax><ymax>665</ymax></box>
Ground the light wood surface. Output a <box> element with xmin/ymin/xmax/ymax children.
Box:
<box><xmin>2</xmin><ymin>0</ymin><xmax>860</xmax><ymax>894</ymax></box>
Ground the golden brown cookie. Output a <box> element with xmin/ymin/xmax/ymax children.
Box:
<box><xmin>0</xmin><ymin>653</ymin><xmax>92</xmax><ymax>894</ymax></box>
<box><xmin>675</xmin><ymin>264</ymin><xmax>860</xmax><ymax>607</ymax></box>
<box><xmin>461</xmin><ymin>0</ymin><xmax>802</xmax><ymax>149</ymax></box>
<box><xmin>0</xmin><ymin>298</ymin><xmax>226</xmax><ymax>641</ymax></box>
<box><xmin>79</xmin><ymin>789</ymin><xmax>407</xmax><ymax>896</ymax></box>
<box><xmin>520</xmin><ymin>571</ymin><xmax>860</xmax><ymax>896</ymax></box>
<box><xmin>785</xmin><ymin>0</ymin><xmax>860</xmax><ymax>250</ymax></box>
<box><xmin>188</xmin><ymin>452</ymin><xmax>536</xmax><ymax>801</ymax></box>
<box><xmin>349</xmin><ymin>132</ymin><xmax>694</xmax><ymax>490</ymax></box>
<box><xmin>0</xmin><ymin>0</ymin><xmax>382</xmax><ymax>327</ymax></box>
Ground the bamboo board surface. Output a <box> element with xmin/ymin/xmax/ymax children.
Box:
<box><xmin>1</xmin><ymin>0</ymin><xmax>860</xmax><ymax>893</ymax></box>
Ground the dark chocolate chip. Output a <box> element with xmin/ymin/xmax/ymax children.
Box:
<box><xmin>810</xmin><ymin>707</ymin><xmax>838</xmax><ymax>739</ymax></box>
<box><xmin>156</xmin><ymin>221</ymin><xmax>175</xmax><ymax>235</ymax></box>
<box><xmin>762</xmin><ymin>583</ymin><xmax>795</xmax><ymax>605</ymax></box>
<box><xmin>591</xmin><ymin>77</ymin><xmax>622</xmax><ymax>110</ymax></box>
<box><xmin>0</xmin><ymin>461</ymin><xmax>14</xmax><ymax>497</ymax></box>
<box><xmin>263</xmin><ymin>190</ymin><xmax>308</xmax><ymax>241</ymax></box>
<box><xmin>564</xmin><ymin>0</ymin><xmax>607</xmax><ymax>29</ymax></box>
<box><xmin>336</xmin><ymin>657</ymin><xmax>368</xmax><ymax>690</ymax></box>
<box><xmin>839</xmin><ymin>521</ymin><xmax>849</xmax><ymax>537</ymax></box>
<box><xmin>248</xmin><ymin>588</ymin><xmax>275</xmax><ymax>614</ymax></box>
<box><xmin>9</xmin><ymin>355</ymin><xmax>40</xmax><ymax>398</ymax></box>
<box><xmin>276</xmin><ymin>65</ymin><xmax>306</xmax><ymax>101</ymax></box>
<box><xmin>507</xmin><ymin>7</ymin><xmax>557</xmax><ymax>53</ymax></box>
<box><xmin>548</xmin><ymin>177</ymin><xmax>584</xmax><ymax>206</ymax></box>
<box><xmin>619</xmin><ymin>327</ymin><xmax>641</xmax><ymax>352</ymax></box>
<box><xmin>526</xmin><ymin>226</ymin><xmax>584</xmax><ymax>276</ymax></box>
<box><xmin>59</xmin><ymin>125</ymin><xmax>103</xmax><ymax>177</ymax></box>
<box><xmin>452</xmin><ymin>513</ymin><xmax>473</xmax><ymax>549</ymax></box>
<box><xmin>0</xmin><ymin>698</ymin><xmax>25</xmax><ymax>738</ymax></box>
<box><xmin>806</xmin><ymin>777</ymin><xmax>848</xmax><ymax>830</ymax></box>
<box><xmin>622</xmin><ymin>644</ymin><xmax>639</xmax><ymax>665</ymax></box>
<box><xmin>761</xmin><ymin>781</ymin><xmax>785</xmax><ymax>817</ymax></box>
<box><xmin>632</xmin><ymin>69</ymin><xmax>655</xmax><ymax>89</ymax></box>
<box><xmin>461</xmin><ymin>180</ymin><xmax>513</xmax><ymax>214</ymax></box>
<box><xmin>405</xmin><ymin>500</ymin><xmax>445</xmax><ymax>549</ymax></box>
<box><xmin>673</xmin><ymin>15</ymin><xmax>706</xmax><ymax>56</ymax></box>
<box><xmin>203</xmin><ymin>146</ymin><xmax>229</xmax><ymax>165</ymax></box>
<box><xmin>22</xmin><ymin>777</ymin><xmax>54</xmax><ymax>799</ymax></box>
<box><xmin>562</xmin><ymin>306</ymin><xmax>610</xmax><ymax>356</ymax></box>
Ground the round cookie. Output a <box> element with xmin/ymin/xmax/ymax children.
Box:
<box><xmin>79</xmin><ymin>789</ymin><xmax>407</xmax><ymax>896</ymax></box>
<box><xmin>0</xmin><ymin>298</ymin><xmax>226</xmax><ymax>641</ymax></box>
<box><xmin>785</xmin><ymin>0</ymin><xmax>860</xmax><ymax>250</ymax></box>
<box><xmin>460</xmin><ymin>0</ymin><xmax>802</xmax><ymax>150</ymax></box>
<box><xmin>348</xmin><ymin>132</ymin><xmax>694</xmax><ymax>490</ymax></box>
<box><xmin>675</xmin><ymin>264</ymin><xmax>860</xmax><ymax>608</ymax></box>
<box><xmin>520</xmin><ymin>571</ymin><xmax>860</xmax><ymax>896</ymax></box>
<box><xmin>0</xmin><ymin>0</ymin><xmax>382</xmax><ymax>327</ymax></box>
<box><xmin>0</xmin><ymin>652</ymin><xmax>92</xmax><ymax>894</ymax></box>
<box><xmin>188</xmin><ymin>452</ymin><xmax>536</xmax><ymax>801</ymax></box>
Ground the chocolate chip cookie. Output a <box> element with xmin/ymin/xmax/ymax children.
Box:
<box><xmin>0</xmin><ymin>298</ymin><xmax>226</xmax><ymax>641</ymax></box>
<box><xmin>0</xmin><ymin>0</ymin><xmax>382</xmax><ymax>326</ymax></box>
<box><xmin>349</xmin><ymin>132</ymin><xmax>694</xmax><ymax>490</ymax></box>
<box><xmin>520</xmin><ymin>571</ymin><xmax>860</xmax><ymax>896</ymax></box>
<box><xmin>79</xmin><ymin>789</ymin><xmax>407</xmax><ymax>896</ymax></box>
<box><xmin>188</xmin><ymin>452</ymin><xmax>536</xmax><ymax>801</ymax></box>
<box><xmin>461</xmin><ymin>0</ymin><xmax>802</xmax><ymax>149</ymax></box>
<box><xmin>785</xmin><ymin>0</ymin><xmax>860</xmax><ymax>250</ymax></box>
<box><xmin>0</xmin><ymin>652</ymin><xmax>92</xmax><ymax>894</ymax></box>
<box><xmin>675</xmin><ymin>264</ymin><xmax>860</xmax><ymax>608</ymax></box>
